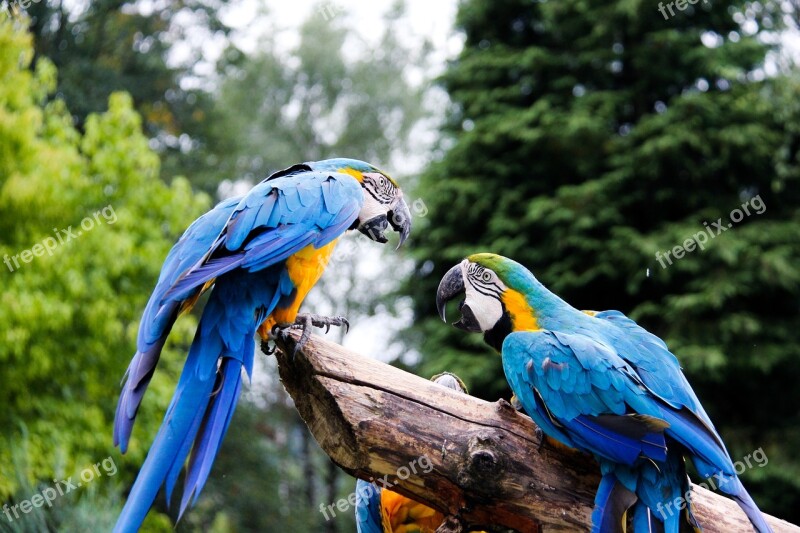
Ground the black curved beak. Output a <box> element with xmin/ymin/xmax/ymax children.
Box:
<box><xmin>437</xmin><ymin>263</ymin><xmax>482</xmax><ymax>332</ymax></box>
<box><xmin>436</xmin><ymin>263</ymin><xmax>466</xmax><ymax>322</ymax></box>
<box><xmin>358</xmin><ymin>215</ymin><xmax>389</xmax><ymax>243</ymax></box>
<box><xmin>388</xmin><ymin>197</ymin><xmax>412</xmax><ymax>249</ymax></box>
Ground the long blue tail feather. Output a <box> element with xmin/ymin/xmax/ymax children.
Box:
<box><xmin>180</xmin><ymin>355</ymin><xmax>246</xmax><ymax>516</ymax></box>
<box><xmin>655</xmin><ymin>408</ymin><xmax>772</xmax><ymax>532</ymax></box>
<box><xmin>591</xmin><ymin>473</ymin><xmax>637</xmax><ymax>533</ymax></box>
<box><xmin>632</xmin><ymin>501</ymin><xmax>666</xmax><ymax>533</ymax></box>
<box><xmin>114</xmin><ymin>197</ymin><xmax>242</xmax><ymax>454</ymax></box>
<box><xmin>725</xmin><ymin>477</ymin><xmax>772</xmax><ymax>533</ymax></box>
<box><xmin>114</xmin><ymin>307</ymin><xmax>248</xmax><ymax>532</ymax></box>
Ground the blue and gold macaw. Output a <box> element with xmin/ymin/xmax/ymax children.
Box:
<box><xmin>113</xmin><ymin>159</ymin><xmax>411</xmax><ymax>532</ymax></box>
<box><xmin>355</xmin><ymin>373</ymin><xmax>477</xmax><ymax>533</ymax></box>
<box><xmin>436</xmin><ymin>253</ymin><xmax>772</xmax><ymax>533</ymax></box>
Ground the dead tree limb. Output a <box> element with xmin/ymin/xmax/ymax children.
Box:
<box><xmin>272</xmin><ymin>332</ymin><xmax>798</xmax><ymax>533</ymax></box>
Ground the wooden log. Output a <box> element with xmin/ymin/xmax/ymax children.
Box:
<box><xmin>272</xmin><ymin>332</ymin><xmax>798</xmax><ymax>533</ymax></box>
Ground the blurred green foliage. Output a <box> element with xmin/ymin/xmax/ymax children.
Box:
<box><xmin>2</xmin><ymin>1</ymin><xmax>428</xmax><ymax>531</ymax></box>
<box><xmin>406</xmin><ymin>0</ymin><xmax>800</xmax><ymax>523</ymax></box>
<box><xmin>22</xmin><ymin>0</ymin><xmax>231</xmax><ymax>187</ymax></box>
<box><xmin>0</xmin><ymin>14</ymin><xmax>209</xmax><ymax>525</ymax></box>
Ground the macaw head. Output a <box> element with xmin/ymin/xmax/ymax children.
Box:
<box><xmin>309</xmin><ymin>158</ymin><xmax>412</xmax><ymax>248</ymax></box>
<box><xmin>436</xmin><ymin>253</ymin><xmax>540</xmax><ymax>351</ymax></box>
<box><xmin>431</xmin><ymin>371</ymin><xmax>469</xmax><ymax>394</ymax></box>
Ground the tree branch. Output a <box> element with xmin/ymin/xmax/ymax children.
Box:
<box><xmin>272</xmin><ymin>333</ymin><xmax>798</xmax><ymax>533</ymax></box>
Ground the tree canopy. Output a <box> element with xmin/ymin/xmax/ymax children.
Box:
<box><xmin>0</xmin><ymin>16</ymin><xmax>209</xmax><ymax>528</ymax></box>
<box><xmin>406</xmin><ymin>0</ymin><xmax>800</xmax><ymax>522</ymax></box>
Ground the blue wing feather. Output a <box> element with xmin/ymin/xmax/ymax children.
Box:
<box><xmin>114</xmin><ymin>169</ymin><xmax>364</xmax><ymax>533</ymax></box>
<box><xmin>355</xmin><ymin>479</ymin><xmax>384</xmax><ymax>533</ymax></box>
<box><xmin>114</xmin><ymin>196</ymin><xmax>241</xmax><ymax>453</ymax></box>
<box><xmin>504</xmin><ymin>327</ymin><xmax>771</xmax><ymax>533</ymax></box>
<box><xmin>504</xmin><ymin>331</ymin><xmax>670</xmax><ymax>465</ymax></box>
<box><xmin>163</xmin><ymin>173</ymin><xmax>362</xmax><ymax>303</ymax></box>
<box><xmin>591</xmin><ymin>310</ymin><xmax>714</xmax><ymax>427</ymax></box>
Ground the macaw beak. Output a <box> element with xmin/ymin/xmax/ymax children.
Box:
<box><xmin>358</xmin><ymin>215</ymin><xmax>389</xmax><ymax>244</ymax></box>
<box><xmin>436</xmin><ymin>263</ymin><xmax>481</xmax><ymax>332</ymax></box>
<box><xmin>388</xmin><ymin>196</ymin><xmax>412</xmax><ymax>249</ymax></box>
<box><xmin>436</xmin><ymin>264</ymin><xmax>464</xmax><ymax>322</ymax></box>
<box><xmin>358</xmin><ymin>197</ymin><xmax>412</xmax><ymax>248</ymax></box>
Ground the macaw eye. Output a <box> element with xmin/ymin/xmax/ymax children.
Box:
<box><xmin>482</xmin><ymin>271</ymin><xmax>492</xmax><ymax>282</ymax></box>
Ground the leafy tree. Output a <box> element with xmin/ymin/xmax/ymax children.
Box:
<box><xmin>14</xmin><ymin>0</ymin><xmax>231</xmax><ymax>190</ymax></box>
<box><xmin>406</xmin><ymin>0</ymin><xmax>800</xmax><ymax>522</ymax></box>
<box><xmin>0</xmin><ymin>16</ymin><xmax>208</xmax><ymax>529</ymax></box>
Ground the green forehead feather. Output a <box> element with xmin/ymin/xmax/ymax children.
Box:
<box><xmin>467</xmin><ymin>252</ymin><xmax>513</xmax><ymax>277</ymax></box>
<box><xmin>465</xmin><ymin>253</ymin><xmax>536</xmax><ymax>294</ymax></box>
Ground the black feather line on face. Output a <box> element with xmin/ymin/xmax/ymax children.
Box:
<box><xmin>469</xmin><ymin>279</ymin><xmax>503</xmax><ymax>299</ymax></box>
<box><xmin>363</xmin><ymin>175</ymin><xmax>395</xmax><ymax>204</ymax></box>
<box><xmin>466</xmin><ymin>264</ymin><xmax>504</xmax><ymax>297</ymax></box>
<box><xmin>466</xmin><ymin>264</ymin><xmax>503</xmax><ymax>298</ymax></box>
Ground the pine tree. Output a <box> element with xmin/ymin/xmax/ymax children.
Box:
<box><xmin>406</xmin><ymin>0</ymin><xmax>800</xmax><ymax>520</ymax></box>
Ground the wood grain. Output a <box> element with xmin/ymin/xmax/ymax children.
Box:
<box><xmin>272</xmin><ymin>332</ymin><xmax>798</xmax><ymax>533</ymax></box>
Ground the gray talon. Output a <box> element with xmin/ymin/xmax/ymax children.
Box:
<box><xmin>270</xmin><ymin>314</ymin><xmax>351</xmax><ymax>359</ymax></box>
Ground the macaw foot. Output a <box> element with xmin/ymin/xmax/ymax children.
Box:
<box><xmin>509</xmin><ymin>393</ymin><xmax>524</xmax><ymax>412</ymax></box>
<box><xmin>260</xmin><ymin>339</ymin><xmax>276</xmax><ymax>356</ymax></box>
<box><xmin>535</xmin><ymin>426</ymin><xmax>545</xmax><ymax>452</ymax></box>
<box><xmin>508</xmin><ymin>393</ymin><xmax>547</xmax><ymax>449</ymax></box>
<box><xmin>270</xmin><ymin>313</ymin><xmax>350</xmax><ymax>357</ymax></box>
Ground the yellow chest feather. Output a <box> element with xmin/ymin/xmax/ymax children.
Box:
<box><xmin>257</xmin><ymin>239</ymin><xmax>339</xmax><ymax>338</ymax></box>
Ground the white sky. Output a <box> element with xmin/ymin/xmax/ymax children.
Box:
<box><xmin>225</xmin><ymin>0</ymin><xmax>461</xmax><ymax>57</ymax></box>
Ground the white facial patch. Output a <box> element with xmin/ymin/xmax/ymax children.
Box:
<box><xmin>358</xmin><ymin>172</ymin><xmax>397</xmax><ymax>222</ymax></box>
<box><xmin>358</xmin><ymin>192</ymin><xmax>388</xmax><ymax>222</ymax></box>
<box><xmin>461</xmin><ymin>260</ymin><xmax>507</xmax><ymax>332</ymax></box>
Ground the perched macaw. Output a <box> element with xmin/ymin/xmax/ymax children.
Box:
<box><xmin>436</xmin><ymin>253</ymin><xmax>772</xmax><ymax>533</ymax></box>
<box><xmin>355</xmin><ymin>372</ymin><xmax>470</xmax><ymax>533</ymax></box>
<box><xmin>113</xmin><ymin>159</ymin><xmax>411</xmax><ymax>532</ymax></box>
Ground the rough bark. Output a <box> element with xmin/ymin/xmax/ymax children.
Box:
<box><xmin>272</xmin><ymin>332</ymin><xmax>798</xmax><ymax>533</ymax></box>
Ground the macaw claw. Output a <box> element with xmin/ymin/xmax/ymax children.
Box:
<box><xmin>270</xmin><ymin>314</ymin><xmax>350</xmax><ymax>358</ymax></box>
<box><xmin>260</xmin><ymin>339</ymin><xmax>275</xmax><ymax>355</ymax></box>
